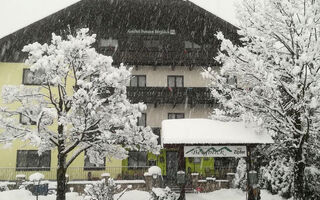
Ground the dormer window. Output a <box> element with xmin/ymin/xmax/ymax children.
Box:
<box><xmin>143</xmin><ymin>39</ymin><xmax>161</xmax><ymax>49</ymax></box>
<box><xmin>99</xmin><ymin>38</ymin><xmax>118</xmax><ymax>55</ymax></box>
<box><xmin>100</xmin><ymin>38</ymin><xmax>118</xmax><ymax>48</ymax></box>
<box><xmin>184</xmin><ymin>41</ymin><xmax>201</xmax><ymax>49</ymax></box>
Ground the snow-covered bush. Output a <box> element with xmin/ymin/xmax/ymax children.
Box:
<box><xmin>83</xmin><ymin>178</ymin><xmax>130</xmax><ymax>200</ymax></box>
<box><xmin>261</xmin><ymin>157</ymin><xmax>293</xmax><ymax>198</ymax></box>
<box><xmin>29</xmin><ymin>172</ymin><xmax>44</xmax><ymax>182</ymax></box>
<box><xmin>304</xmin><ymin>166</ymin><xmax>320</xmax><ymax>200</ymax></box>
<box><xmin>233</xmin><ymin>158</ymin><xmax>247</xmax><ymax>190</ymax></box>
<box><xmin>148</xmin><ymin>166</ymin><xmax>162</xmax><ymax>176</ymax></box>
<box><xmin>0</xmin><ymin>183</ymin><xmax>9</xmax><ymax>192</ymax></box>
<box><xmin>150</xmin><ymin>187</ymin><xmax>178</xmax><ymax>200</ymax></box>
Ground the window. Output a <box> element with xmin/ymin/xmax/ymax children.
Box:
<box><xmin>84</xmin><ymin>151</ymin><xmax>106</xmax><ymax>170</ymax></box>
<box><xmin>128</xmin><ymin>151</ymin><xmax>147</xmax><ymax>168</ymax></box>
<box><xmin>22</xmin><ymin>68</ymin><xmax>46</xmax><ymax>85</ymax></box>
<box><xmin>152</xmin><ymin>127</ymin><xmax>161</xmax><ymax>145</ymax></box>
<box><xmin>99</xmin><ymin>38</ymin><xmax>118</xmax><ymax>56</ymax></box>
<box><xmin>167</xmin><ymin>76</ymin><xmax>183</xmax><ymax>87</ymax></box>
<box><xmin>20</xmin><ymin>113</ymin><xmax>36</xmax><ymax>125</ymax></box>
<box><xmin>214</xmin><ymin>158</ymin><xmax>237</xmax><ymax>178</ymax></box>
<box><xmin>184</xmin><ymin>41</ymin><xmax>201</xmax><ymax>49</ymax></box>
<box><xmin>99</xmin><ymin>38</ymin><xmax>118</xmax><ymax>48</ymax></box>
<box><xmin>16</xmin><ymin>150</ymin><xmax>51</xmax><ymax>171</ymax></box>
<box><xmin>143</xmin><ymin>39</ymin><xmax>161</xmax><ymax>49</ymax></box>
<box><xmin>137</xmin><ymin>113</ymin><xmax>146</xmax><ymax>127</ymax></box>
<box><xmin>168</xmin><ymin>113</ymin><xmax>185</xmax><ymax>119</ymax></box>
<box><xmin>130</xmin><ymin>75</ymin><xmax>146</xmax><ymax>87</ymax></box>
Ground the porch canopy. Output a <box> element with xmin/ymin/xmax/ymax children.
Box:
<box><xmin>161</xmin><ymin>118</ymin><xmax>274</xmax><ymax>146</ymax></box>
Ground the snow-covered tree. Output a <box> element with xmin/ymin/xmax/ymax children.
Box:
<box><xmin>203</xmin><ymin>0</ymin><xmax>320</xmax><ymax>199</ymax></box>
<box><xmin>0</xmin><ymin>28</ymin><xmax>159</xmax><ymax>200</ymax></box>
<box><xmin>261</xmin><ymin>157</ymin><xmax>293</xmax><ymax>198</ymax></box>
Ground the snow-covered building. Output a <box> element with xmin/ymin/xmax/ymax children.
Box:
<box><xmin>0</xmin><ymin>0</ymin><xmax>239</xmax><ymax>181</ymax></box>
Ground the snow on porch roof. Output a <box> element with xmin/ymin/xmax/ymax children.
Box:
<box><xmin>161</xmin><ymin>118</ymin><xmax>274</xmax><ymax>145</ymax></box>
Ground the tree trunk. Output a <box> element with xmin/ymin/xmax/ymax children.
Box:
<box><xmin>56</xmin><ymin>124</ymin><xmax>67</xmax><ymax>200</ymax></box>
<box><xmin>292</xmin><ymin>111</ymin><xmax>306</xmax><ymax>200</ymax></box>
<box><xmin>56</xmin><ymin>153</ymin><xmax>67</xmax><ymax>200</ymax></box>
<box><xmin>293</xmin><ymin>144</ymin><xmax>305</xmax><ymax>200</ymax></box>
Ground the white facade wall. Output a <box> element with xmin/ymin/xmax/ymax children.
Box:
<box><xmin>130</xmin><ymin>65</ymin><xmax>216</xmax><ymax>127</ymax></box>
<box><xmin>146</xmin><ymin>104</ymin><xmax>212</xmax><ymax>127</ymax></box>
<box><xmin>130</xmin><ymin>65</ymin><xmax>210</xmax><ymax>87</ymax></box>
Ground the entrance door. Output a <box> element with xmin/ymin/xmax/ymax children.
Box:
<box><xmin>166</xmin><ymin>151</ymin><xmax>178</xmax><ymax>183</ymax></box>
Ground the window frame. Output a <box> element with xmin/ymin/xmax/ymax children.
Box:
<box><xmin>84</xmin><ymin>151</ymin><xmax>106</xmax><ymax>171</ymax></box>
<box><xmin>128</xmin><ymin>151</ymin><xmax>147</xmax><ymax>168</ymax></box>
<box><xmin>167</xmin><ymin>75</ymin><xmax>184</xmax><ymax>88</ymax></box>
<box><xmin>168</xmin><ymin>113</ymin><xmax>185</xmax><ymax>119</ymax></box>
<box><xmin>143</xmin><ymin>39</ymin><xmax>161</xmax><ymax>50</ymax></box>
<box><xmin>137</xmin><ymin>113</ymin><xmax>147</xmax><ymax>127</ymax></box>
<box><xmin>226</xmin><ymin>75</ymin><xmax>237</xmax><ymax>86</ymax></box>
<box><xmin>152</xmin><ymin>127</ymin><xmax>161</xmax><ymax>145</ymax></box>
<box><xmin>130</xmin><ymin>75</ymin><xmax>146</xmax><ymax>87</ymax></box>
<box><xmin>22</xmin><ymin>68</ymin><xmax>46</xmax><ymax>86</ymax></box>
<box><xmin>16</xmin><ymin>150</ymin><xmax>51</xmax><ymax>171</ymax></box>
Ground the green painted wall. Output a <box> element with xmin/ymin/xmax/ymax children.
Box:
<box><xmin>122</xmin><ymin>149</ymin><xmax>215</xmax><ymax>177</ymax></box>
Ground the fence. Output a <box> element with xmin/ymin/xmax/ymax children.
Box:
<box><xmin>0</xmin><ymin>166</ymin><xmax>149</xmax><ymax>181</ymax></box>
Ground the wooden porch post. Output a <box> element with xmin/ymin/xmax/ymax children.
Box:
<box><xmin>247</xmin><ymin>145</ymin><xmax>254</xmax><ymax>200</ymax></box>
<box><xmin>178</xmin><ymin>145</ymin><xmax>186</xmax><ymax>200</ymax></box>
<box><xmin>247</xmin><ymin>145</ymin><xmax>260</xmax><ymax>200</ymax></box>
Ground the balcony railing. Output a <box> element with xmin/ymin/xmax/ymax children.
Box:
<box><xmin>111</xmin><ymin>50</ymin><xmax>215</xmax><ymax>66</ymax></box>
<box><xmin>126</xmin><ymin>87</ymin><xmax>216</xmax><ymax>105</ymax></box>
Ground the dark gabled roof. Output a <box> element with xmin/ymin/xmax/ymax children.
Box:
<box><xmin>0</xmin><ymin>0</ymin><xmax>239</xmax><ymax>66</ymax></box>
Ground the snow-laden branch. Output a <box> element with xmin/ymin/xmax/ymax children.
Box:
<box><xmin>204</xmin><ymin>1</ymin><xmax>320</xmax><ymax>198</ymax></box>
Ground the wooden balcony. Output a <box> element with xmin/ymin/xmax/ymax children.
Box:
<box><xmin>126</xmin><ymin>87</ymin><xmax>216</xmax><ymax>106</ymax></box>
<box><xmin>111</xmin><ymin>50</ymin><xmax>216</xmax><ymax>66</ymax></box>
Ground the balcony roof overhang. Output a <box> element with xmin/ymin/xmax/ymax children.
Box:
<box><xmin>161</xmin><ymin>118</ymin><xmax>274</xmax><ymax>147</ymax></box>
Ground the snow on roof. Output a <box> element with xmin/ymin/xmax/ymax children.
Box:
<box><xmin>161</xmin><ymin>119</ymin><xmax>274</xmax><ymax>145</ymax></box>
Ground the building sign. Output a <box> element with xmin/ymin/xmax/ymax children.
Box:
<box><xmin>127</xmin><ymin>29</ymin><xmax>176</xmax><ymax>35</ymax></box>
<box><xmin>184</xmin><ymin>146</ymin><xmax>247</xmax><ymax>157</ymax></box>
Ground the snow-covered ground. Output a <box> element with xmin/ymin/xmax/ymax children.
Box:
<box><xmin>0</xmin><ymin>189</ymin><xmax>80</xmax><ymax>200</ymax></box>
<box><xmin>0</xmin><ymin>189</ymin><xmax>290</xmax><ymax>200</ymax></box>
